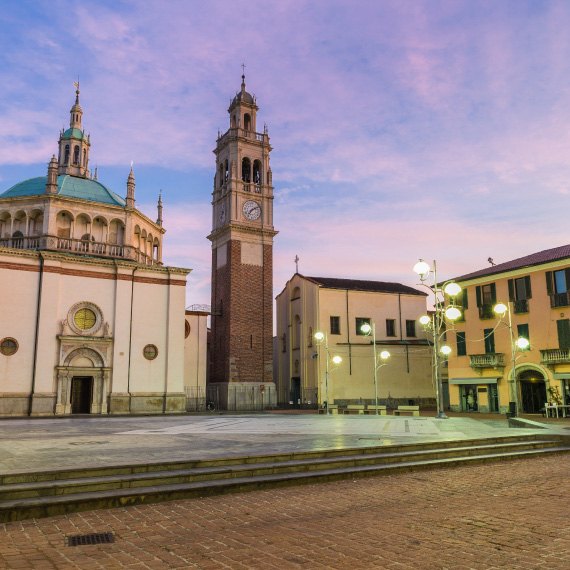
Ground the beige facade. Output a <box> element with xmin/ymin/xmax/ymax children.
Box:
<box><xmin>446</xmin><ymin>244</ymin><xmax>570</xmax><ymax>414</ymax></box>
<box><xmin>183</xmin><ymin>308</ymin><xmax>209</xmax><ymax>410</ymax></box>
<box><xmin>276</xmin><ymin>274</ymin><xmax>434</xmax><ymax>408</ymax></box>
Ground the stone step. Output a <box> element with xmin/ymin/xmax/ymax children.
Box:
<box><xmin>0</xmin><ymin>445</ymin><xmax>568</xmax><ymax>522</ymax></box>
<box><xmin>0</xmin><ymin>439</ymin><xmax>560</xmax><ymax>501</ymax></box>
<box><xmin>0</xmin><ymin>436</ymin><xmax>568</xmax><ymax>522</ymax></box>
<box><xmin>0</xmin><ymin>434</ymin><xmax>550</xmax><ymax>485</ymax></box>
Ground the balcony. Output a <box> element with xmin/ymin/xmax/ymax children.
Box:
<box><xmin>540</xmin><ymin>348</ymin><xmax>570</xmax><ymax>365</ymax></box>
<box><xmin>0</xmin><ymin>235</ymin><xmax>158</xmax><ymax>266</ymax></box>
<box><xmin>550</xmin><ymin>292</ymin><xmax>570</xmax><ymax>308</ymax></box>
<box><xmin>470</xmin><ymin>353</ymin><xmax>505</xmax><ymax>369</ymax></box>
<box><xmin>217</xmin><ymin>127</ymin><xmax>268</xmax><ymax>146</ymax></box>
<box><xmin>478</xmin><ymin>304</ymin><xmax>495</xmax><ymax>319</ymax></box>
<box><xmin>513</xmin><ymin>299</ymin><xmax>529</xmax><ymax>313</ymax></box>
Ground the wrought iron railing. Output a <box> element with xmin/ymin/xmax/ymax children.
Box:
<box><xmin>550</xmin><ymin>292</ymin><xmax>570</xmax><ymax>308</ymax></box>
<box><xmin>513</xmin><ymin>299</ymin><xmax>529</xmax><ymax>313</ymax></box>
<box><xmin>478</xmin><ymin>304</ymin><xmax>495</xmax><ymax>319</ymax></box>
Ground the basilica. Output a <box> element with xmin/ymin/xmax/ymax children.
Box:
<box><xmin>0</xmin><ymin>86</ymin><xmax>206</xmax><ymax>416</ymax></box>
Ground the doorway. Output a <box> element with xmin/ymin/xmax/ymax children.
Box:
<box><xmin>70</xmin><ymin>376</ymin><xmax>93</xmax><ymax>414</ymax></box>
<box><xmin>519</xmin><ymin>370</ymin><xmax>546</xmax><ymax>414</ymax></box>
<box><xmin>291</xmin><ymin>377</ymin><xmax>301</xmax><ymax>408</ymax></box>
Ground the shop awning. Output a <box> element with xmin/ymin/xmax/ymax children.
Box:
<box><xmin>449</xmin><ymin>377</ymin><xmax>499</xmax><ymax>385</ymax></box>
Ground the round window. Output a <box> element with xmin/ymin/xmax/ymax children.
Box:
<box><xmin>74</xmin><ymin>308</ymin><xmax>97</xmax><ymax>330</ymax></box>
<box><xmin>185</xmin><ymin>320</ymin><xmax>191</xmax><ymax>339</ymax></box>
<box><xmin>0</xmin><ymin>337</ymin><xmax>18</xmax><ymax>356</ymax></box>
<box><xmin>143</xmin><ymin>344</ymin><xmax>158</xmax><ymax>360</ymax></box>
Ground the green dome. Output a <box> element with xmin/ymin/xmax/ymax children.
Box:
<box><xmin>62</xmin><ymin>128</ymin><xmax>87</xmax><ymax>140</ymax></box>
<box><xmin>0</xmin><ymin>175</ymin><xmax>126</xmax><ymax>207</ymax></box>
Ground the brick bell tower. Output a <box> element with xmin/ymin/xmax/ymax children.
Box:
<box><xmin>208</xmin><ymin>74</ymin><xmax>277</xmax><ymax>408</ymax></box>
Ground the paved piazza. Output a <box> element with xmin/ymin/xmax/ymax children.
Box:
<box><xmin>0</xmin><ymin>414</ymin><xmax>568</xmax><ymax>569</ymax></box>
<box><xmin>1</xmin><ymin>454</ymin><xmax>568</xmax><ymax>569</ymax></box>
<box><xmin>0</xmin><ymin>413</ymin><xmax>550</xmax><ymax>474</ymax></box>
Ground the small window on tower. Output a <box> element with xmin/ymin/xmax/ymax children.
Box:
<box><xmin>64</xmin><ymin>144</ymin><xmax>70</xmax><ymax>165</ymax></box>
<box><xmin>73</xmin><ymin>145</ymin><xmax>80</xmax><ymax>165</ymax></box>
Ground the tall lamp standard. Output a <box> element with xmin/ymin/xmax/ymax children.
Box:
<box><xmin>493</xmin><ymin>302</ymin><xmax>530</xmax><ymax>417</ymax></box>
<box><xmin>360</xmin><ymin>322</ymin><xmax>391</xmax><ymax>415</ymax></box>
<box><xmin>413</xmin><ymin>259</ymin><xmax>462</xmax><ymax>419</ymax></box>
<box><xmin>314</xmin><ymin>331</ymin><xmax>343</xmax><ymax>415</ymax></box>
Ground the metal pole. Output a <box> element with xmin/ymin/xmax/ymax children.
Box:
<box><xmin>508</xmin><ymin>304</ymin><xmax>519</xmax><ymax>416</ymax></box>
<box><xmin>433</xmin><ymin>260</ymin><xmax>447</xmax><ymax>419</ymax></box>
<box><xmin>325</xmin><ymin>334</ymin><xmax>330</xmax><ymax>415</ymax></box>
<box><xmin>372</xmin><ymin>322</ymin><xmax>379</xmax><ymax>415</ymax></box>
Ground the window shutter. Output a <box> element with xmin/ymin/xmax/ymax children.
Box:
<box><xmin>490</xmin><ymin>283</ymin><xmax>496</xmax><ymax>303</ymax></box>
<box><xmin>546</xmin><ymin>272</ymin><xmax>553</xmax><ymax>295</ymax></box>
<box><xmin>557</xmin><ymin>319</ymin><xmax>570</xmax><ymax>350</ymax></box>
<box><xmin>462</xmin><ymin>288</ymin><xmax>468</xmax><ymax>309</ymax></box>
<box><xmin>476</xmin><ymin>286</ymin><xmax>482</xmax><ymax>307</ymax></box>
<box><xmin>566</xmin><ymin>269</ymin><xmax>570</xmax><ymax>291</ymax></box>
<box><xmin>508</xmin><ymin>279</ymin><xmax>514</xmax><ymax>301</ymax></box>
<box><xmin>524</xmin><ymin>276</ymin><xmax>532</xmax><ymax>299</ymax></box>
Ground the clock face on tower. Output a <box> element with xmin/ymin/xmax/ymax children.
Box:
<box><xmin>242</xmin><ymin>200</ymin><xmax>261</xmax><ymax>221</ymax></box>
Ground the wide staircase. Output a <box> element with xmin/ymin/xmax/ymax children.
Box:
<box><xmin>1</xmin><ymin>434</ymin><xmax>568</xmax><ymax>522</ymax></box>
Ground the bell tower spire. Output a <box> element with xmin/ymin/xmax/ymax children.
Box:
<box><xmin>208</xmin><ymin>75</ymin><xmax>277</xmax><ymax>407</ymax></box>
<box><xmin>58</xmin><ymin>83</ymin><xmax>91</xmax><ymax>178</ymax></box>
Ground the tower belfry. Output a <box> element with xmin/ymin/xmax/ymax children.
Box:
<box><xmin>208</xmin><ymin>75</ymin><xmax>277</xmax><ymax>407</ymax></box>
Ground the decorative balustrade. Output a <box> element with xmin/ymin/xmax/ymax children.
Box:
<box><xmin>469</xmin><ymin>353</ymin><xmax>505</xmax><ymax>368</ymax></box>
<box><xmin>540</xmin><ymin>348</ymin><xmax>570</xmax><ymax>364</ymax></box>
<box><xmin>0</xmin><ymin>234</ymin><xmax>158</xmax><ymax>265</ymax></box>
<box><xmin>218</xmin><ymin>128</ymin><xmax>268</xmax><ymax>145</ymax></box>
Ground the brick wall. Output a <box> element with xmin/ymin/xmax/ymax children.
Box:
<box><xmin>210</xmin><ymin>240</ymin><xmax>273</xmax><ymax>383</ymax></box>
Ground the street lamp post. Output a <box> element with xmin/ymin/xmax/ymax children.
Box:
<box><xmin>493</xmin><ymin>302</ymin><xmax>530</xmax><ymax>417</ymax></box>
<box><xmin>414</xmin><ymin>259</ymin><xmax>462</xmax><ymax>419</ymax></box>
<box><xmin>314</xmin><ymin>331</ymin><xmax>342</xmax><ymax>415</ymax></box>
<box><xmin>360</xmin><ymin>322</ymin><xmax>390</xmax><ymax>415</ymax></box>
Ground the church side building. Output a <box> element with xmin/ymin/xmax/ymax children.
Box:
<box><xmin>0</xmin><ymin>87</ymin><xmax>191</xmax><ymax>416</ymax></box>
<box><xmin>208</xmin><ymin>76</ymin><xmax>277</xmax><ymax>409</ymax></box>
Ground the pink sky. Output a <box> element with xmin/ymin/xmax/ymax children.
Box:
<box><xmin>2</xmin><ymin>0</ymin><xmax>570</xmax><ymax>306</ymax></box>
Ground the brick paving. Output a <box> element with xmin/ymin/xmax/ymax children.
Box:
<box><xmin>1</xmin><ymin>455</ymin><xmax>569</xmax><ymax>569</ymax></box>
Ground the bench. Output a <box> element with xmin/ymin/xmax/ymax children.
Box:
<box><xmin>393</xmin><ymin>405</ymin><xmax>420</xmax><ymax>416</ymax></box>
<box><xmin>343</xmin><ymin>404</ymin><xmax>365</xmax><ymax>414</ymax></box>
<box><xmin>364</xmin><ymin>405</ymin><xmax>387</xmax><ymax>415</ymax></box>
<box><xmin>318</xmin><ymin>405</ymin><xmax>339</xmax><ymax>414</ymax></box>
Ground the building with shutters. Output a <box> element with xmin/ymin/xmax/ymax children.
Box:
<box><xmin>446</xmin><ymin>244</ymin><xmax>570</xmax><ymax>414</ymax></box>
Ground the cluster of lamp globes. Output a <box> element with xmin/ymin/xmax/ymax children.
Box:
<box><xmin>413</xmin><ymin>260</ymin><xmax>530</xmax><ymax>358</ymax></box>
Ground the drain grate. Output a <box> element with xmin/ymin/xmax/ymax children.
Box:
<box><xmin>66</xmin><ymin>532</ymin><xmax>115</xmax><ymax>547</ymax></box>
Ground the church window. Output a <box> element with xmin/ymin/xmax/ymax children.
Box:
<box><xmin>244</xmin><ymin>113</ymin><xmax>251</xmax><ymax>131</ymax></box>
<box><xmin>11</xmin><ymin>231</ymin><xmax>24</xmax><ymax>248</ymax></box>
<box><xmin>82</xmin><ymin>149</ymin><xmax>87</xmax><ymax>167</ymax></box>
<box><xmin>0</xmin><ymin>337</ymin><xmax>18</xmax><ymax>356</ymax></box>
<box><xmin>73</xmin><ymin>145</ymin><xmax>80</xmax><ymax>165</ymax></box>
<box><xmin>293</xmin><ymin>315</ymin><xmax>301</xmax><ymax>349</ymax></box>
<box><xmin>219</xmin><ymin>165</ymin><xmax>224</xmax><ymax>187</ymax></box>
<box><xmin>74</xmin><ymin>308</ymin><xmax>97</xmax><ymax>331</ymax></box>
<box><xmin>143</xmin><ymin>344</ymin><xmax>158</xmax><ymax>360</ymax></box>
<box><xmin>241</xmin><ymin>158</ymin><xmax>251</xmax><ymax>183</ymax></box>
<box><xmin>64</xmin><ymin>145</ymin><xmax>70</xmax><ymax>165</ymax></box>
<box><xmin>224</xmin><ymin>160</ymin><xmax>229</xmax><ymax>182</ymax></box>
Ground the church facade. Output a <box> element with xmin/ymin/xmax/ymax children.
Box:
<box><xmin>0</xmin><ymin>87</ymin><xmax>193</xmax><ymax>416</ymax></box>
<box><xmin>208</xmin><ymin>75</ymin><xmax>277</xmax><ymax>408</ymax></box>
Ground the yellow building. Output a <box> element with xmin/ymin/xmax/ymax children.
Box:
<box><xmin>275</xmin><ymin>274</ymin><xmax>434</xmax><ymax>409</ymax></box>
<box><xmin>447</xmin><ymin>244</ymin><xmax>570</xmax><ymax>414</ymax></box>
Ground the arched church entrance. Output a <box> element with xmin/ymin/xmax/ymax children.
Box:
<box><xmin>519</xmin><ymin>369</ymin><xmax>547</xmax><ymax>414</ymax></box>
<box><xmin>56</xmin><ymin>348</ymin><xmax>110</xmax><ymax>415</ymax></box>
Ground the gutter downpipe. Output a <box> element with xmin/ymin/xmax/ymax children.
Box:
<box><xmin>30</xmin><ymin>252</ymin><xmax>45</xmax><ymax>416</ymax></box>
<box><xmin>163</xmin><ymin>270</ymin><xmax>171</xmax><ymax>414</ymax></box>
<box><xmin>127</xmin><ymin>266</ymin><xmax>138</xmax><ymax>414</ymax></box>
